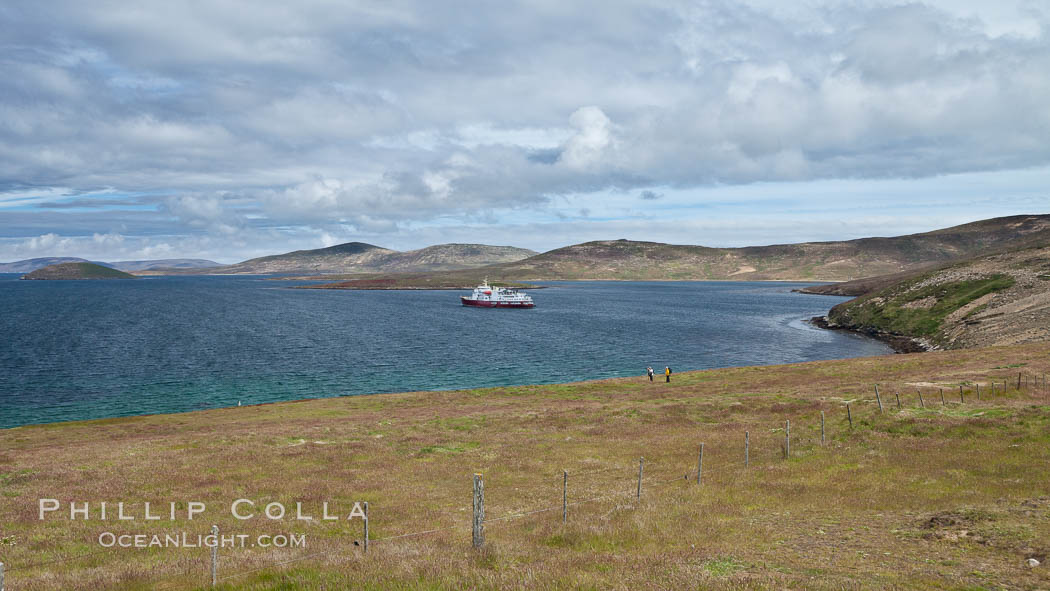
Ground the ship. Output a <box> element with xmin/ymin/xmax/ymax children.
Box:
<box><xmin>461</xmin><ymin>279</ymin><xmax>535</xmax><ymax>308</ymax></box>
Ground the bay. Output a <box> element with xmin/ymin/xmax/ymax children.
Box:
<box><xmin>0</xmin><ymin>275</ymin><xmax>889</xmax><ymax>428</ymax></box>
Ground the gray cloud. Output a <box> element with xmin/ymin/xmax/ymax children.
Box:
<box><xmin>0</xmin><ymin>0</ymin><xmax>1047</xmax><ymax>259</ymax></box>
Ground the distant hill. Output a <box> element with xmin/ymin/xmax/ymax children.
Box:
<box><xmin>0</xmin><ymin>257</ymin><xmax>219</xmax><ymax>273</ymax></box>
<box><xmin>492</xmin><ymin>215</ymin><xmax>1050</xmax><ymax>281</ymax></box>
<box><xmin>823</xmin><ymin>241</ymin><xmax>1050</xmax><ymax>350</ymax></box>
<box><xmin>303</xmin><ymin>214</ymin><xmax>1050</xmax><ymax>287</ymax></box>
<box><xmin>106</xmin><ymin>259</ymin><xmax>220</xmax><ymax>272</ymax></box>
<box><xmin>374</xmin><ymin>244</ymin><xmax>541</xmax><ymax>272</ymax></box>
<box><xmin>0</xmin><ymin>257</ymin><xmax>94</xmax><ymax>273</ymax></box>
<box><xmin>205</xmin><ymin>242</ymin><xmax>396</xmax><ymax>274</ymax></box>
<box><xmin>21</xmin><ymin>262</ymin><xmax>137</xmax><ymax>280</ymax></box>
<box><xmin>159</xmin><ymin>242</ymin><xmax>540</xmax><ymax>275</ymax></box>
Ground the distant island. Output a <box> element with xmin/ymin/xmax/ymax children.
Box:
<box><xmin>0</xmin><ymin>257</ymin><xmax>220</xmax><ymax>274</ymax></box>
<box><xmin>21</xmin><ymin>262</ymin><xmax>137</xmax><ymax>280</ymax></box>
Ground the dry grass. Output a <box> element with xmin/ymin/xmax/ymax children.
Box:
<box><xmin>2</xmin><ymin>344</ymin><xmax>1050</xmax><ymax>590</ymax></box>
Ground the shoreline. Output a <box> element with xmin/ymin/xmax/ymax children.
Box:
<box><xmin>808</xmin><ymin>315</ymin><xmax>930</xmax><ymax>354</ymax></box>
<box><xmin>4</xmin><ymin>340</ymin><xmax>899</xmax><ymax>431</ymax></box>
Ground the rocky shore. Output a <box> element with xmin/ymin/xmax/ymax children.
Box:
<box><xmin>809</xmin><ymin>315</ymin><xmax>931</xmax><ymax>354</ymax></box>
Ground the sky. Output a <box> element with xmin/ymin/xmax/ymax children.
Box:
<box><xmin>0</xmin><ymin>0</ymin><xmax>1048</xmax><ymax>263</ymax></box>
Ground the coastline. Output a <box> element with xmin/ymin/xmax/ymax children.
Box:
<box><xmin>809</xmin><ymin>315</ymin><xmax>930</xmax><ymax>354</ymax></box>
<box><xmin>0</xmin><ymin>338</ymin><xmax>1006</xmax><ymax>433</ymax></box>
<box><xmin>4</xmin><ymin>326</ymin><xmax>898</xmax><ymax>431</ymax></box>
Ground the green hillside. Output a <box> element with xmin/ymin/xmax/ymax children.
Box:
<box><xmin>825</xmin><ymin>242</ymin><xmax>1050</xmax><ymax>349</ymax></box>
<box><xmin>21</xmin><ymin>262</ymin><xmax>136</xmax><ymax>280</ymax></box>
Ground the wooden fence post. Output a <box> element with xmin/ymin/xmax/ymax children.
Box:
<box><xmin>563</xmin><ymin>470</ymin><xmax>568</xmax><ymax>523</ymax></box>
<box><xmin>210</xmin><ymin>524</ymin><xmax>219</xmax><ymax>587</ymax></box>
<box><xmin>637</xmin><ymin>458</ymin><xmax>644</xmax><ymax>499</ymax></box>
<box><xmin>784</xmin><ymin>420</ymin><xmax>791</xmax><ymax>458</ymax></box>
<box><xmin>745</xmin><ymin>431</ymin><xmax>750</xmax><ymax>467</ymax></box>
<box><xmin>697</xmin><ymin>444</ymin><xmax>704</xmax><ymax>485</ymax></box>
<box><xmin>976</xmin><ymin>383</ymin><xmax>980</xmax><ymax>400</ymax></box>
<box><xmin>820</xmin><ymin>411</ymin><xmax>825</xmax><ymax>446</ymax></box>
<box><xmin>875</xmin><ymin>385</ymin><xmax>884</xmax><ymax>412</ymax></box>
<box><xmin>895</xmin><ymin>392</ymin><xmax>901</xmax><ymax>410</ymax></box>
<box><xmin>847</xmin><ymin>404</ymin><xmax>853</xmax><ymax>429</ymax></box>
<box><xmin>918</xmin><ymin>391</ymin><xmax>925</xmax><ymax>409</ymax></box>
<box><xmin>940</xmin><ymin>388</ymin><xmax>945</xmax><ymax>406</ymax></box>
<box><xmin>364</xmin><ymin>502</ymin><xmax>369</xmax><ymax>553</ymax></box>
<box><xmin>1018</xmin><ymin>373</ymin><xmax>1022</xmax><ymax>390</ymax></box>
<box><xmin>472</xmin><ymin>473</ymin><xmax>485</xmax><ymax>549</ymax></box>
<box><xmin>959</xmin><ymin>385</ymin><xmax>964</xmax><ymax>403</ymax></box>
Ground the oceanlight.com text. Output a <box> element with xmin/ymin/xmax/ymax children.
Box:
<box><xmin>97</xmin><ymin>531</ymin><xmax>307</xmax><ymax>549</ymax></box>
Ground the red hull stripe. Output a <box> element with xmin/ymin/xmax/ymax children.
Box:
<box><xmin>461</xmin><ymin>298</ymin><xmax>534</xmax><ymax>308</ymax></box>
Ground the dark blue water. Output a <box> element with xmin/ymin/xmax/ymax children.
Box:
<box><xmin>0</xmin><ymin>275</ymin><xmax>889</xmax><ymax>428</ymax></box>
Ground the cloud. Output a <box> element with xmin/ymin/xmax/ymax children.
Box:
<box><xmin>0</xmin><ymin>0</ymin><xmax>1047</xmax><ymax>260</ymax></box>
<box><xmin>559</xmin><ymin>106</ymin><xmax>616</xmax><ymax>170</ymax></box>
<box><xmin>23</xmin><ymin>233</ymin><xmax>72</xmax><ymax>252</ymax></box>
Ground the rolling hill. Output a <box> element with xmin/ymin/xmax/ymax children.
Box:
<box><xmin>164</xmin><ymin>242</ymin><xmax>539</xmax><ymax>275</ymax></box>
<box><xmin>0</xmin><ymin>257</ymin><xmax>95</xmax><ymax>273</ymax></box>
<box><xmin>301</xmin><ymin>214</ymin><xmax>1050</xmax><ymax>288</ymax></box>
<box><xmin>496</xmin><ymin>215</ymin><xmax>1050</xmax><ymax>281</ymax></box>
<box><xmin>105</xmin><ymin>259</ymin><xmax>220</xmax><ymax>272</ymax></box>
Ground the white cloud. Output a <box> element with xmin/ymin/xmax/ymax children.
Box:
<box><xmin>24</xmin><ymin>233</ymin><xmax>71</xmax><ymax>252</ymax></box>
<box><xmin>559</xmin><ymin>106</ymin><xmax>616</xmax><ymax>170</ymax></box>
<box><xmin>91</xmin><ymin>232</ymin><xmax>125</xmax><ymax>247</ymax></box>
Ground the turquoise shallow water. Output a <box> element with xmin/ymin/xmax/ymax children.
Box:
<box><xmin>0</xmin><ymin>275</ymin><xmax>890</xmax><ymax>428</ymax></box>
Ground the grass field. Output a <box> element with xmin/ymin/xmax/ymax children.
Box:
<box><xmin>2</xmin><ymin>344</ymin><xmax>1050</xmax><ymax>589</ymax></box>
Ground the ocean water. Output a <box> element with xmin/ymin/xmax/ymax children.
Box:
<box><xmin>0</xmin><ymin>275</ymin><xmax>889</xmax><ymax>428</ymax></box>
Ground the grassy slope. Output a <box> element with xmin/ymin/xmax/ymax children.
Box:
<box><xmin>826</xmin><ymin>243</ymin><xmax>1050</xmax><ymax>349</ymax></box>
<box><xmin>21</xmin><ymin>262</ymin><xmax>136</xmax><ymax>280</ymax></box>
<box><xmin>2</xmin><ymin>345</ymin><xmax>1050</xmax><ymax>589</ymax></box>
<box><xmin>830</xmin><ymin>274</ymin><xmax>1016</xmax><ymax>337</ymax></box>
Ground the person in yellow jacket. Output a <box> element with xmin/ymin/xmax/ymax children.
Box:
<box><xmin>665</xmin><ymin>366</ymin><xmax>672</xmax><ymax>383</ymax></box>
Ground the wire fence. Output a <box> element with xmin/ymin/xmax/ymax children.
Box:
<box><xmin>2</xmin><ymin>371</ymin><xmax>1047</xmax><ymax>589</ymax></box>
